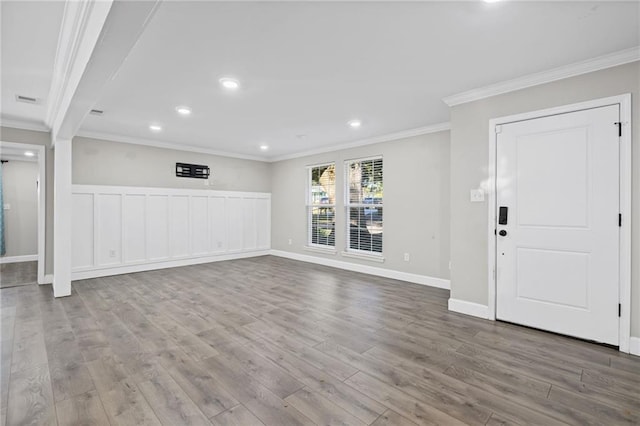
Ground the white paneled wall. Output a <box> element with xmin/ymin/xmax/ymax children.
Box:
<box><xmin>71</xmin><ymin>185</ymin><xmax>271</xmax><ymax>279</ymax></box>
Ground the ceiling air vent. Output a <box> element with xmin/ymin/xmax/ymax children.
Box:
<box><xmin>90</xmin><ymin>109</ymin><xmax>104</xmax><ymax>116</ymax></box>
<box><xmin>15</xmin><ymin>94</ymin><xmax>38</xmax><ymax>104</ymax></box>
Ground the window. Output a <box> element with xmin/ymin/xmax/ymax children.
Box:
<box><xmin>307</xmin><ymin>163</ymin><xmax>336</xmax><ymax>247</ymax></box>
<box><xmin>345</xmin><ymin>157</ymin><xmax>383</xmax><ymax>254</ymax></box>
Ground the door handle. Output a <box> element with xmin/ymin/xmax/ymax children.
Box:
<box><xmin>499</xmin><ymin>230</ymin><xmax>507</xmax><ymax>237</ymax></box>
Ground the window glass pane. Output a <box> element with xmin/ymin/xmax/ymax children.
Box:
<box><xmin>348</xmin><ymin>158</ymin><xmax>383</xmax><ymax>204</ymax></box>
<box><xmin>348</xmin><ymin>206</ymin><xmax>383</xmax><ymax>253</ymax></box>
<box><xmin>310</xmin><ymin>206</ymin><xmax>335</xmax><ymax>246</ymax></box>
<box><xmin>311</xmin><ymin>164</ymin><xmax>336</xmax><ymax>205</ymax></box>
<box><xmin>308</xmin><ymin>163</ymin><xmax>335</xmax><ymax>247</ymax></box>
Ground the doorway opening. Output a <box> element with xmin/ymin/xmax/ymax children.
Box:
<box><xmin>487</xmin><ymin>94</ymin><xmax>632</xmax><ymax>353</ymax></box>
<box><xmin>0</xmin><ymin>141</ymin><xmax>47</xmax><ymax>287</ymax></box>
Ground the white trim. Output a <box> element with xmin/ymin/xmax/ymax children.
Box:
<box><xmin>75</xmin><ymin>130</ymin><xmax>267</xmax><ymax>162</ymax></box>
<box><xmin>448</xmin><ymin>298</ymin><xmax>490</xmax><ymax>319</ymax></box>
<box><xmin>271</xmin><ymin>250</ymin><xmax>450</xmax><ymax>290</ymax></box>
<box><xmin>341</xmin><ymin>251</ymin><xmax>385</xmax><ymax>263</ymax></box>
<box><xmin>0</xmin><ymin>142</ymin><xmax>47</xmax><ymax>284</ymax></box>
<box><xmin>77</xmin><ymin>123</ymin><xmax>451</xmax><ymax>164</ymax></box>
<box><xmin>270</xmin><ymin>122</ymin><xmax>451</xmax><ymax>162</ymax></box>
<box><xmin>486</xmin><ymin>94</ymin><xmax>632</xmax><ymax>353</ymax></box>
<box><xmin>630</xmin><ymin>337</ymin><xmax>640</xmax><ymax>357</ymax></box>
<box><xmin>43</xmin><ymin>274</ymin><xmax>53</xmax><ymax>284</ymax></box>
<box><xmin>46</xmin><ymin>0</ymin><xmax>114</xmax><ymax>137</ymax></box>
<box><xmin>443</xmin><ymin>47</ymin><xmax>640</xmax><ymax>107</ymax></box>
<box><xmin>0</xmin><ymin>119</ymin><xmax>50</xmax><ymax>133</ymax></box>
<box><xmin>72</xmin><ymin>184</ymin><xmax>270</xmax><ymax>198</ymax></box>
<box><xmin>53</xmin><ymin>137</ymin><xmax>72</xmax><ymax>297</ymax></box>
<box><xmin>72</xmin><ymin>250</ymin><xmax>270</xmax><ymax>281</ymax></box>
<box><xmin>0</xmin><ymin>255</ymin><xmax>38</xmax><ymax>264</ymax></box>
<box><xmin>303</xmin><ymin>245</ymin><xmax>337</xmax><ymax>255</ymax></box>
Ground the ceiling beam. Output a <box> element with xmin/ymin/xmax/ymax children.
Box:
<box><xmin>46</xmin><ymin>0</ymin><xmax>114</xmax><ymax>139</ymax></box>
<box><xmin>48</xmin><ymin>0</ymin><xmax>161</xmax><ymax>142</ymax></box>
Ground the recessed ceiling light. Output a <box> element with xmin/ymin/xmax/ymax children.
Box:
<box><xmin>176</xmin><ymin>106</ymin><xmax>192</xmax><ymax>116</ymax></box>
<box><xmin>348</xmin><ymin>119</ymin><xmax>362</xmax><ymax>128</ymax></box>
<box><xmin>149</xmin><ymin>124</ymin><xmax>162</xmax><ymax>132</ymax></box>
<box><xmin>484</xmin><ymin>0</ymin><xmax>501</xmax><ymax>3</ymax></box>
<box><xmin>24</xmin><ymin>151</ymin><xmax>35</xmax><ymax>157</ymax></box>
<box><xmin>259</xmin><ymin>144</ymin><xmax>269</xmax><ymax>151</ymax></box>
<box><xmin>219</xmin><ymin>77</ymin><xmax>240</xmax><ymax>90</ymax></box>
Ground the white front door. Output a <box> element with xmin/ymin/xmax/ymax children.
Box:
<box><xmin>496</xmin><ymin>105</ymin><xmax>620</xmax><ymax>345</ymax></box>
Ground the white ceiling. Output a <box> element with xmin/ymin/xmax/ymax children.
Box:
<box><xmin>0</xmin><ymin>1</ymin><xmax>65</xmax><ymax>128</ymax></box>
<box><xmin>1</xmin><ymin>2</ymin><xmax>638</xmax><ymax>160</ymax></box>
<box><xmin>0</xmin><ymin>145</ymin><xmax>39</xmax><ymax>162</ymax></box>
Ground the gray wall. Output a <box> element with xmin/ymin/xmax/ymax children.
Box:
<box><xmin>271</xmin><ymin>131</ymin><xmax>450</xmax><ymax>280</ymax></box>
<box><xmin>449</xmin><ymin>61</ymin><xmax>640</xmax><ymax>337</ymax></box>
<box><xmin>1</xmin><ymin>160</ymin><xmax>38</xmax><ymax>256</ymax></box>
<box><xmin>73</xmin><ymin>137</ymin><xmax>272</xmax><ymax>192</ymax></box>
<box><xmin>0</xmin><ymin>127</ymin><xmax>53</xmax><ymax>274</ymax></box>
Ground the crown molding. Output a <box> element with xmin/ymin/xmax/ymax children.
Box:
<box><xmin>443</xmin><ymin>46</ymin><xmax>640</xmax><ymax>107</ymax></box>
<box><xmin>0</xmin><ymin>118</ymin><xmax>50</xmax><ymax>133</ymax></box>
<box><xmin>268</xmin><ymin>122</ymin><xmax>451</xmax><ymax>162</ymax></box>
<box><xmin>45</xmin><ymin>0</ymin><xmax>114</xmax><ymax>135</ymax></box>
<box><xmin>74</xmin><ymin>130</ymin><xmax>268</xmax><ymax>162</ymax></box>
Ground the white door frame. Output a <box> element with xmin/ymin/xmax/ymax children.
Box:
<box><xmin>487</xmin><ymin>94</ymin><xmax>632</xmax><ymax>353</ymax></box>
<box><xmin>0</xmin><ymin>141</ymin><xmax>47</xmax><ymax>285</ymax></box>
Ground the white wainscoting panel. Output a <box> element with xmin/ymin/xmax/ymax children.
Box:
<box><xmin>71</xmin><ymin>185</ymin><xmax>271</xmax><ymax>280</ymax></box>
<box><xmin>147</xmin><ymin>195</ymin><xmax>169</xmax><ymax>261</ymax></box>
<box><xmin>209</xmin><ymin>196</ymin><xmax>226</xmax><ymax>253</ymax></box>
<box><xmin>72</xmin><ymin>193</ymin><xmax>94</xmax><ymax>269</ymax></box>
<box><xmin>226</xmin><ymin>197</ymin><xmax>243</xmax><ymax>252</ymax></box>
<box><xmin>170</xmin><ymin>195</ymin><xmax>190</xmax><ymax>258</ymax></box>
<box><xmin>98</xmin><ymin>194</ymin><xmax>122</xmax><ymax>266</ymax></box>
<box><xmin>123</xmin><ymin>194</ymin><xmax>146</xmax><ymax>263</ymax></box>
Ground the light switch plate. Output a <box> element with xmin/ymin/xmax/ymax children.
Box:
<box><xmin>470</xmin><ymin>189</ymin><xmax>485</xmax><ymax>202</ymax></box>
<box><xmin>3</xmin><ymin>204</ymin><xmax>10</xmax><ymax>210</ymax></box>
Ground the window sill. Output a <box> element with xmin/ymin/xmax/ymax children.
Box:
<box><xmin>341</xmin><ymin>251</ymin><xmax>385</xmax><ymax>263</ymax></box>
<box><xmin>304</xmin><ymin>245</ymin><xmax>337</xmax><ymax>255</ymax></box>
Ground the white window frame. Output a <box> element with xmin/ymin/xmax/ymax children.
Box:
<box><xmin>306</xmin><ymin>162</ymin><xmax>336</xmax><ymax>250</ymax></box>
<box><xmin>344</xmin><ymin>156</ymin><xmax>383</xmax><ymax>258</ymax></box>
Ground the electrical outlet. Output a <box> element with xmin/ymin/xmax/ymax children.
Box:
<box><xmin>288</xmin><ymin>239</ymin><xmax>293</xmax><ymax>245</ymax></box>
<box><xmin>404</xmin><ymin>253</ymin><xmax>410</xmax><ymax>262</ymax></box>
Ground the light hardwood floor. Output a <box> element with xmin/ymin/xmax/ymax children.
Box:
<box><xmin>0</xmin><ymin>261</ymin><xmax>37</xmax><ymax>289</ymax></box>
<box><xmin>1</xmin><ymin>255</ymin><xmax>639</xmax><ymax>425</ymax></box>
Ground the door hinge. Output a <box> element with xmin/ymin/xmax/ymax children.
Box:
<box><xmin>619</xmin><ymin>213</ymin><xmax>622</xmax><ymax>227</ymax></box>
<box><xmin>615</xmin><ymin>122</ymin><xmax>622</xmax><ymax>137</ymax></box>
<box><xmin>618</xmin><ymin>303</ymin><xmax>621</xmax><ymax>317</ymax></box>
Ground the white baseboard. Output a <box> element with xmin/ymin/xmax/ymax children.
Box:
<box><xmin>41</xmin><ymin>274</ymin><xmax>54</xmax><ymax>285</ymax></box>
<box><xmin>71</xmin><ymin>250</ymin><xmax>271</xmax><ymax>281</ymax></box>
<box><xmin>630</xmin><ymin>337</ymin><xmax>640</xmax><ymax>357</ymax></box>
<box><xmin>448</xmin><ymin>298</ymin><xmax>491</xmax><ymax>319</ymax></box>
<box><xmin>270</xmin><ymin>249</ymin><xmax>450</xmax><ymax>290</ymax></box>
<box><xmin>0</xmin><ymin>254</ymin><xmax>38</xmax><ymax>264</ymax></box>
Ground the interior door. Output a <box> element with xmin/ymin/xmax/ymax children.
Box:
<box><xmin>496</xmin><ymin>105</ymin><xmax>620</xmax><ymax>345</ymax></box>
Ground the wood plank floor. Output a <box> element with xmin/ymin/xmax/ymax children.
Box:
<box><xmin>1</xmin><ymin>255</ymin><xmax>638</xmax><ymax>425</ymax></box>
<box><xmin>0</xmin><ymin>261</ymin><xmax>37</xmax><ymax>289</ymax></box>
